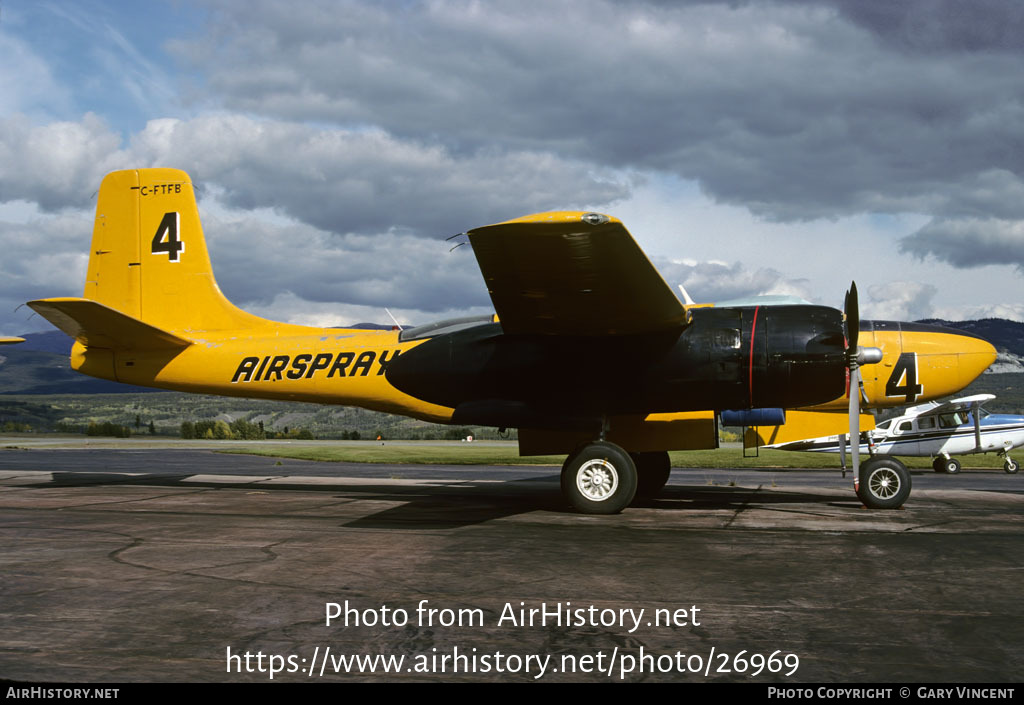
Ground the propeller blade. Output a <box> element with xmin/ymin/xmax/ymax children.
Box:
<box><xmin>844</xmin><ymin>281</ymin><xmax>859</xmax><ymax>355</ymax></box>
<box><xmin>845</xmin><ymin>281</ymin><xmax>863</xmax><ymax>485</ymax></box>
<box><xmin>850</xmin><ymin>365</ymin><xmax>860</xmax><ymax>476</ymax></box>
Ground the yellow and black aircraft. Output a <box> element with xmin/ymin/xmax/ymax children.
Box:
<box><xmin>28</xmin><ymin>169</ymin><xmax>997</xmax><ymax>513</ymax></box>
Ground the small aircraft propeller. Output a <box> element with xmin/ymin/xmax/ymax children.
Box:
<box><xmin>844</xmin><ymin>282</ymin><xmax>883</xmax><ymax>486</ymax></box>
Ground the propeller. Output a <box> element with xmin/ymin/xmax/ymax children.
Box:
<box><xmin>845</xmin><ymin>283</ymin><xmax>861</xmax><ymax>482</ymax></box>
<box><xmin>844</xmin><ymin>282</ymin><xmax>883</xmax><ymax>488</ymax></box>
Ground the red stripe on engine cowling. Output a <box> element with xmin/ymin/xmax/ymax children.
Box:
<box><xmin>749</xmin><ymin>305</ymin><xmax>760</xmax><ymax>406</ymax></box>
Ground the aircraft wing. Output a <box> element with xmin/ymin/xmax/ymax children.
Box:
<box><xmin>0</xmin><ymin>337</ymin><xmax>24</xmax><ymax>345</ymax></box>
<box><xmin>917</xmin><ymin>393</ymin><xmax>996</xmax><ymax>416</ymax></box>
<box><xmin>467</xmin><ymin>212</ymin><xmax>686</xmax><ymax>336</ymax></box>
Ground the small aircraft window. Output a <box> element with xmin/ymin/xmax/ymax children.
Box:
<box><xmin>876</xmin><ymin>419</ymin><xmax>892</xmax><ymax>430</ymax></box>
<box><xmin>918</xmin><ymin>417</ymin><xmax>935</xmax><ymax>430</ymax></box>
<box><xmin>938</xmin><ymin>413</ymin><xmax>961</xmax><ymax>428</ymax></box>
<box><xmin>898</xmin><ymin>421</ymin><xmax>913</xmax><ymax>432</ymax></box>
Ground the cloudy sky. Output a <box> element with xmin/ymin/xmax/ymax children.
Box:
<box><xmin>2</xmin><ymin>0</ymin><xmax>1023</xmax><ymax>337</ymax></box>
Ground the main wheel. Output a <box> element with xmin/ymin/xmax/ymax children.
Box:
<box><xmin>631</xmin><ymin>451</ymin><xmax>672</xmax><ymax>498</ymax></box>
<box><xmin>1005</xmin><ymin>458</ymin><xmax>1019</xmax><ymax>474</ymax></box>
<box><xmin>942</xmin><ymin>457</ymin><xmax>962</xmax><ymax>474</ymax></box>
<box><xmin>561</xmin><ymin>441</ymin><xmax>637</xmax><ymax>514</ymax></box>
<box><xmin>856</xmin><ymin>457</ymin><xmax>911</xmax><ymax>509</ymax></box>
<box><xmin>932</xmin><ymin>457</ymin><xmax>945</xmax><ymax>473</ymax></box>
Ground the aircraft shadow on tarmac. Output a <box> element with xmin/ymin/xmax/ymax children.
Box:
<box><xmin>20</xmin><ymin>471</ymin><xmax>857</xmax><ymax>530</ymax></box>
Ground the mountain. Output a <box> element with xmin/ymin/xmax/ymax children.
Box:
<box><xmin>0</xmin><ymin>331</ymin><xmax>158</xmax><ymax>394</ymax></box>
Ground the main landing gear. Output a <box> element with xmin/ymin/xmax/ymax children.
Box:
<box><xmin>560</xmin><ymin>444</ymin><xmax>674</xmax><ymax>514</ymax></box>
<box><xmin>932</xmin><ymin>455</ymin><xmax>962</xmax><ymax>474</ymax></box>
<box><xmin>561</xmin><ymin>441</ymin><xmax>637</xmax><ymax>514</ymax></box>
<box><xmin>932</xmin><ymin>454</ymin><xmax>1020</xmax><ymax>474</ymax></box>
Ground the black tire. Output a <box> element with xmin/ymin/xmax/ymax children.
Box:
<box><xmin>856</xmin><ymin>457</ymin><xmax>911</xmax><ymax>509</ymax></box>
<box><xmin>1005</xmin><ymin>458</ymin><xmax>1020</xmax><ymax>474</ymax></box>
<box><xmin>631</xmin><ymin>451</ymin><xmax>672</xmax><ymax>498</ymax></box>
<box><xmin>932</xmin><ymin>457</ymin><xmax>946</xmax><ymax>473</ymax></box>
<box><xmin>561</xmin><ymin>441</ymin><xmax>637</xmax><ymax>514</ymax></box>
<box><xmin>942</xmin><ymin>458</ymin><xmax>962</xmax><ymax>474</ymax></box>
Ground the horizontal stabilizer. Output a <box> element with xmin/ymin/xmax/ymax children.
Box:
<box><xmin>27</xmin><ymin>298</ymin><xmax>191</xmax><ymax>351</ymax></box>
<box><xmin>0</xmin><ymin>336</ymin><xmax>25</xmax><ymax>345</ymax></box>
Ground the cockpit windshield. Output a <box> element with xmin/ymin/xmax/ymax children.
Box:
<box><xmin>398</xmin><ymin>314</ymin><xmax>498</xmax><ymax>342</ymax></box>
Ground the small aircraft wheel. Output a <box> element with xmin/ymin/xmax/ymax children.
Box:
<box><xmin>561</xmin><ymin>441</ymin><xmax>637</xmax><ymax>514</ymax></box>
<box><xmin>942</xmin><ymin>458</ymin><xmax>962</xmax><ymax>474</ymax></box>
<box><xmin>856</xmin><ymin>457</ymin><xmax>911</xmax><ymax>509</ymax></box>
<box><xmin>931</xmin><ymin>457</ymin><xmax>946</xmax><ymax>473</ymax></box>
<box><xmin>630</xmin><ymin>451</ymin><xmax>672</xmax><ymax>498</ymax></box>
<box><xmin>1005</xmin><ymin>458</ymin><xmax>1020</xmax><ymax>474</ymax></box>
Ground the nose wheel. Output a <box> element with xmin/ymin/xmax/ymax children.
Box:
<box><xmin>855</xmin><ymin>457</ymin><xmax>911</xmax><ymax>509</ymax></box>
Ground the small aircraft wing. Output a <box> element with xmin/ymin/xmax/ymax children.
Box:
<box><xmin>914</xmin><ymin>393</ymin><xmax>996</xmax><ymax>417</ymax></box>
<box><xmin>467</xmin><ymin>212</ymin><xmax>686</xmax><ymax>336</ymax></box>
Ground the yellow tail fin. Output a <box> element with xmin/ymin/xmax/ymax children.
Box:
<box><xmin>83</xmin><ymin>168</ymin><xmax>263</xmax><ymax>333</ymax></box>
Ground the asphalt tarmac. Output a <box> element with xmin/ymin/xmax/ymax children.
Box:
<box><xmin>1</xmin><ymin>448</ymin><xmax>1021</xmax><ymax>683</ymax></box>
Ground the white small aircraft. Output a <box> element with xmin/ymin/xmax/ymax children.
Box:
<box><xmin>768</xmin><ymin>394</ymin><xmax>1023</xmax><ymax>474</ymax></box>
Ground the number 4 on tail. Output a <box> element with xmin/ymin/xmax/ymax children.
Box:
<box><xmin>151</xmin><ymin>212</ymin><xmax>184</xmax><ymax>262</ymax></box>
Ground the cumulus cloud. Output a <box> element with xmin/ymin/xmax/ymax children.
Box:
<box><xmin>244</xmin><ymin>291</ymin><xmax>493</xmax><ymax>330</ymax></box>
<box><xmin>172</xmin><ymin>0</ymin><xmax>1024</xmax><ymax>224</ymax></box>
<box><xmin>0</xmin><ymin>113</ymin><xmax>630</xmax><ymax>236</ymax></box>
<box><xmin>201</xmin><ymin>211</ymin><xmax>490</xmax><ymax>313</ymax></box>
<box><xmin>0</xmin><ymin>212</ymin><xmax>92</xmax><ymax>335</ymax></box>
<box><xmin>130</xmin><ymin>115</ymin><xmax>631</xmax><ymax>236</ymax></box>
<box><xmin>0</xmin><ymin>114</ymin><xmax>128</xmax><ymax>210</ymax></box>
<box><xmin>899</xmin><ymin>217</ymin><xmax>1024</xmax><ymax>271</ymax></box>
<box><xmin>653</xmin><ymin>257</ymin><xmax>814</xmax><ymax>304</ymax></box>
<box><xmin>4</xmin><ymin>0</ymin><xmax>1022</xmax><ymax>335</ymax></box>
<box><xmin>864</xmin><ymin>281</ymin><xmax>937</xmax><ymax>321</ymax></box>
